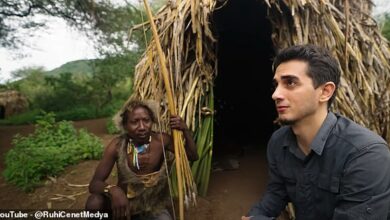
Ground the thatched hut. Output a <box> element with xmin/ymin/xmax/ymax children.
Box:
<box><xmin>127</xmin><ymin>0</ymin><xmax>390</xmax><ymax>195</ymax></box>
<box><xmin>0</xmin><ymin>90</ymin><xmax>29</xmax><ymax>119</ymax></box>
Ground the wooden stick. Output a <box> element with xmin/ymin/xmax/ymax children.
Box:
<box><xmin>142</xmin><ymin>0</ymin><xmax>184</xmax><ymax>219</ymax></box>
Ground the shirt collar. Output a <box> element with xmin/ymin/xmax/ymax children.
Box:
<box><xmin>281</xmin><ymin>112</ymin><xmax>337</xmax><ymax>156</ymax></box>
<box><xmin>310</xmin><ymin>112</ymin><xmax>337</xmax><ymax>155</ymax></box>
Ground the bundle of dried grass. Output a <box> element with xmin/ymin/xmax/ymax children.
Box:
<box><xmin>128</xmin><ymin>0</ymin><xmax>217</xmax><ymax>204</ymax></box>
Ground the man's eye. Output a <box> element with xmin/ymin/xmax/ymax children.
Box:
<box><xmin>286</xmin><ymin>80</ymin><xmax>297</xmax><ymax>87</ymax></box>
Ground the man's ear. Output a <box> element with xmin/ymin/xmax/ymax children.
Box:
<box><xmin>319</xmin><ymin>82</ymin><xmax>336</xmax><ymax>103</ymax></box>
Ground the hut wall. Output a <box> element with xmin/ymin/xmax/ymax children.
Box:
<box><xmin>0</xmin><ymin>90</ymin><xmax>29</xmax><ymax>119</ymax></box>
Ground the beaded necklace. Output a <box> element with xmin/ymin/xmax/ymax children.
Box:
<box><xmin>127</xmin><ymin>136</ymin><xmax>152</xmax><ymax>170</ymax></box>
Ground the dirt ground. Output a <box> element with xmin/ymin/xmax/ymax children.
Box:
<box><xmin>0</xmin><ymin>118</ymin><xmax>288</xmax><ymax>220</ymax></box>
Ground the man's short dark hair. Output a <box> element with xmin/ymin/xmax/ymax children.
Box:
<box><xmin>121</xmin><ymin>100</ymin><xmax>156</xmax><ymax>127</ymax></box>
<box><xmin>273</xmin><ymin>44</ymin><xmax>341</xmax><ymax>108</ymax></box>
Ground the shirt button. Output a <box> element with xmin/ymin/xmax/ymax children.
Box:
<box><xmin>366</xmin><ymin>207</ymin><xmax>373</xmax><ymax>214</ymax></box>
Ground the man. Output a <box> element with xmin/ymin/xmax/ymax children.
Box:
<box><xmin>86</xmin><ymin>100</ymin><xmax>198</xmax><ymax>220</ymax></box>
<box><xmin>242</xmin><ymin>44</ymin><xmax>390</xmax><ymax>220</ymax></box>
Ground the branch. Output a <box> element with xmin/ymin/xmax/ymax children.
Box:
<box><xmin>0</xmin><ymin>3</ymin><xmax>36</xmax><ymax>17</ymax></box>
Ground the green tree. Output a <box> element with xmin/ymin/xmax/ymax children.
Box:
<box><xmin>382</xmin><ymin>13</ymin><xmax>390</xmax><ymax>41</ymax></box>
<box><xmin>1</xmin><ymin>0</ymin><xmax>164</xmax><ymax>122</ymax></box>
<box><xmin>0</xmin><ymin>0</ymin><xmax>100</xmax><ymax>48</ymax></box>
<box><xmin>37</xmin><ymin>72</ymin><xmax>90</xmax><ymax>111</ymax></box>
<box><xmin>0</xmin><ymin>0</ymin><xmax>157</xmax><ymax>51</ymax></box>
<box><xmin>81</xmin><ymin>1</ymin><xmax>158</xmax><ymax>111</ymax></box>
<box><xmin>10</xmin><ymin>67</ymin><xmax>51</xmax><ymax>107</ymax></box>
<box><xmin>88</xmin><ymin>53</ymin><xmax>136</xmax><ymax>110</ymax></box>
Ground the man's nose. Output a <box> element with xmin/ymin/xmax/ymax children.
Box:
<box><xmin>272</xmin><ymin>86</ymin><xmax>282</xmax><ymax>101</ymax></box>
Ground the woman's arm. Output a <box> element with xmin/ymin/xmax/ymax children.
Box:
<box><xmin>88</xmin><ymin>137</ymin><xmax>130</xmax><ymax>219</ymax></box>
<box><xmin>168</xmin><ymin>115</ymin><xmax>198</xmax><ymax>161</ymax></box>
<box><xmin>88</xmin><ymin>138</ymin><xmax>118</xmax><ymax>193</ymax></box>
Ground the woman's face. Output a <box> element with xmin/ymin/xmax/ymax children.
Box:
<box><xmin>125</xmin><ymin>106</ymin><xmax>153</xmax><ymax>143</ymax></box>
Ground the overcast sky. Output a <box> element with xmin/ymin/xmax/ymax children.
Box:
<box><xmin>0</xmin><ymin>17</ymin><xmax>98</xmax><ymax>83</ymax></box>
<box><xmin>0</xmin><ymin>0</ymin><xmax>389</xmax><ymax>83</ymax></box>
<box><xmin>373</xmin><ymin>0</ymin><xmax>390</xmax><ymax>16</ymax></box>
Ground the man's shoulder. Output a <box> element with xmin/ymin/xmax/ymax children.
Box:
<box><xmin>332</xmin><ymin>114</ymin><xmax>387</xmax><ymax>150</ymax></box>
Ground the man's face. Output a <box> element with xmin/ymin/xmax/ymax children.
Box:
<box><xmin>271</xmin><ymin>60</ymin><xmax>323</xmax><ymax>125</ymax></box>
<box><xmin>125</xmin><ymin>106</ymin><xmax>153</xmax><ymax>142</ymax></box>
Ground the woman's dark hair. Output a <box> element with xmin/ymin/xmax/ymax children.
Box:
<box><xmin>121</xmin><ymin>100</ymin><xmax>156</xmax><ymax>127</ymax></box>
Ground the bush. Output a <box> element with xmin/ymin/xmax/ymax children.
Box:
<box><xmin>0</xmin><ymin>100</ymin><xmax>123</xmax><ymax>125</ymax></box>
<box><xmin>55</xmin><ymin>106</ymin><xmax>95</xmax><ymax>121</ymax></box>
<box><xmin>106</xmin><ymin>117</ymin><xmax>120</xmax><ymax>134</ymax></box>
<box><xmin>0</xmin><ymin>109</ymin><xmax>41</xmax><ymax>125</ymax></box>
<box><xmin>3</xmin><ymin>112</ymin><xmax>103</xmax><ymax>191</ymax></box>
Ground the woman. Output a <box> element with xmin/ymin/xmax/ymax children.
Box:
<box><xmin>85</xmin><ymin>100</ymin><xmax>198</xmax><ymax>220</ymax></box>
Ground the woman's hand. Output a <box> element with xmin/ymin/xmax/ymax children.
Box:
<box><xmin>169</xmin><ymin>115</ymin><xmax>198</xmax><ymax>161</ymax></box>
<box><xmin>169</xmin><ymin>115</ymin><xmax>188</xmax><ymax>131</ymax></box>
<box><xmin>109</xmin><ymin>186</ymin><xmax>130</xmax><ymax>219</ymax></box>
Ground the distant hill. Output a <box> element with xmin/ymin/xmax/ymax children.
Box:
<box><xmin>46</xmin><ymin>59</ymin><xmax>96</xmax><ymax>76</ymax></box>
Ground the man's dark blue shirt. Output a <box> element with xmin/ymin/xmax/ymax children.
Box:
<box><xmin>248</xmin><ymin>112</ymin><xmax>390</xmax><ymax>220</ymax></box>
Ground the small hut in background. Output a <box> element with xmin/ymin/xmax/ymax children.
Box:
<box><xmin>126</xmin><ymin>0</ymin><xmax>390</xmax><ymax>196</ymax></box>
<box><xmin>0</xmin><ymin>90</ymin><xmax>29</xmax><ymax>119</ymax></box>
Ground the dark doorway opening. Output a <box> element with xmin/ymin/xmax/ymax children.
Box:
<box><xmin>212</xmin><ymin>0</ymin><xmax>277</xmax><ymax>156</ymax></box>
<box><xmin>0</xmin><ymin>105</ymin><xmax>5</xmax><ymax>119</ymax></box>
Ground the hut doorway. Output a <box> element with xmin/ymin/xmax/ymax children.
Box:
<box><xmin>212</xmin><ymin>0</ymin><xmax>277</xmax><ymax>155</ymax></box>
<box><xmin>0</xmin><ymin>105</ymin><xmax>4</xmax><ymax>119</ymax></box>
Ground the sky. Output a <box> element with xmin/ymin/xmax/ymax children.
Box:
<box><xmin>0</xmin><ymin>17</ymin><xmax>98</xmax><ymax>83</ymax></box>
<box><xmin>0</xmin><ymin>0</ymin><xmax>389</xmax><ymax>83</ymax></box>
<box><xmin>373</xmin><ymin>0</ymin><xmax>390</xmax><ymax>16</ymax></box>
